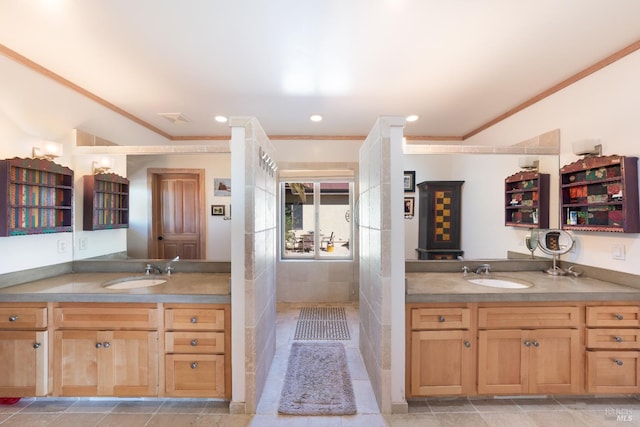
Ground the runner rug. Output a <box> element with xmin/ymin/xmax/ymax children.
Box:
<box><xmin>293</xmin><ymin>306</ymin><xmax>350</xmax><ymax>340</ymax></box>
<box><xmin>278</xmin><ymin>342</ymin><xmax>357</xmax><ymax>415</ymax></box>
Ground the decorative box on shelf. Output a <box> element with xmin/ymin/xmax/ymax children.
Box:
<box><xmin>0</xmin><ymin>157</ymin><xmax>74</xmax><ymax>236</ymax></box>
<box><xmin>504</xmin><ymin>171</ymin><xmax>549</xmax><ymax>229</ymax></box>
<box><xmin>560</xmin><ymin>155</ymin><xmax>639</xmax><ymax>233</ymax></box>
<box><xmin>83</xmin><ymin>173</ymin><xmax>129</xmax><ymax>230</ymax></box>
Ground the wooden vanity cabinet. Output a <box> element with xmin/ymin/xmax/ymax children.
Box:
<box><xmin>585</xmin><ymin>304</ymin><xmax>640</xmax><ymax>393</ymax></box>
<box><xmin>407</xmin><ymin>305</ymin><xmax>475</xmax><ymax>397</ymax></box>
<box><xmin>0</xmin><ymin>303</ymin><xmax>48</xmax><ymax>397</ymax></box>
<box><xmin>164</xmin><ymin>304</ymin><xmax>230</xmax><ymax>398</ymax></box>
<box><xmin>52</xmin><ymin>303</ymin><xmax>159</xmax><ymax>397</ymax></box>
<box><xmin>477</xmin><ymin>305</ymin><xmax>581</xmax><ymax>395</ymax></box>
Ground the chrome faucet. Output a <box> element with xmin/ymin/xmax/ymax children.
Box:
<box><xmin>165</xmin><ymin>256</ymin><xmax>180</xmax><ymax>276</ymax></box>
<box><xmin>145</xmin><ymin>264</ymin><xmax>162</xmax><ymax>275</ymax></box>
<box><xmin>475</xmin><ymin>263</ymin><xmax>492</xmax><ymax>275</ymax></box>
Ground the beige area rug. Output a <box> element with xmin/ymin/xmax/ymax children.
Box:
<box><xmin>278</xmin><ymin>342</ymin><xmax>357</xmax><ymax>415</ymax></box>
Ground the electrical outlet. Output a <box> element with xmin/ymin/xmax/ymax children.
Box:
<box><xmin>612</xmin><ymin>244</ymin><xmax>625</xmax><ymax>260</ymax></box>
<box><xmin>57</xmin><ymin>239</ymin><xmax>67</xmax><ymax>254</ymax></box>
<box><xmin>79</xmin><ymin>237</ymin><xmax>88</xmax><ymax>251</ymax></box>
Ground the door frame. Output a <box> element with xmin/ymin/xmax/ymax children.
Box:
<box><xmin>147</xmin><ymin>168</ymin><xmax>206</xmax><ymax>259</ymax></box>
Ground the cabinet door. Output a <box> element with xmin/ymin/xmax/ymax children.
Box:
<box><xmin>478</xmin><ymin>330</ymin><xmax>528</xmax><ymax>395</ymax></box>
<box><xmin>0</xmin><ymin>331</ymin><xmax>47</xmax><ymax>396</ymax></box>
<box><xmin>53</xmin><ymin>330</ymin><xmax>102</xmax><ymax>396</ymax></box>
<box><xmin>110</xmin><ymin>331</ymin><xmax>158</xmax><ymax>397</ymax></box>
<box><xmin>410</xmin><ymin>330</ymin><xmax>474</xmax><ymax>396</ymax></box>
<box><xmin>529</xmin><ymin>329</ymin><xmax>581</xmax><ymax>394</ymax></box>
<box><xmin>587</xmin><ymin>351</ymin><xmax>640</xmax><ymax>394</ymax></box>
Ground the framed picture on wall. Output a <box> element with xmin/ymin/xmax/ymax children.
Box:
<box><xmin>404</xmin><ymin>171</ymin><xmax>416</xmax><ymax>192</ymax></box>
<box><xmin>214</xmin><ymin>178</ymin><xmax>231</xmax><ymax>196</ymax></box>
<box><xmin>211</xmin><ymin>205</ymin><xmax>225</xmax><ymax>216</ymax></box>
<box><xmin>404</xmin><ymin>197</ymin><xmax>414</xmax><ymax>218</ymax></box>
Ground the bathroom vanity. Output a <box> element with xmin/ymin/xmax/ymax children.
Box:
<box><xmin>406</xmin><ymin>271</ymin><xmax>640</xmax><ymax>398</ymax></box>
<box><xmin>0</xmin><ymin>272</ymin><xmax>231</xmax><ymax>399</ymax></box>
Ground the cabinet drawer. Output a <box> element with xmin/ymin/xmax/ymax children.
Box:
<box><xmin>165</xmin><ymin>331</ymin><xmax>225</xmax><ymax>354</ymax></box>
<box><xmin>586</xmin><ymin>350</ymin><xmax>640</xmax><ymax>393</ymax></box>
<box><xmin>411</xmin><ymin>308</ymin><xmax>470</xmax><ymax>330</ymax></box>
<box><xmin>165</xmin><ymin>354</ymin><xmax>226</xmax><ymax>398</ymax></box>
<box><xmin>586</xmin><ymin>328</ymin><xmax>640</xmax><ymax>350</ymax></box>
<box><xmin>165</xmin><ymin>308</ymin><xmax>225</xmax><ymax>331</ymax></box>
<box><xmin>586</xmin><ymin>306</ymin><xmax>640</xmax><ymax>327</ymax></box>
<box><xmin>54</xmin><ymin>304</ymin><xmax>158</xmax><ymax>329</ymax></box>
<box><xmin>0</xmin><ymin>307</ymin><xmax>47</xmax><ymax>329</ymax></box>
<box><xmin>478</xmin><ymin>306</ymin><xmax>579</xmax><ymax>329</ymax></box>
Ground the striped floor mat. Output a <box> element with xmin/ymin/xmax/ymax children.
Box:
<box><xmin>293</xmin><ymin>306</ymin><xmax>351</xmax><ymax>340</ymax></box>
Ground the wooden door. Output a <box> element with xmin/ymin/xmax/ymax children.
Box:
<box><xmin>478</xmin><ymin>329</ymin><xmax>528</xmax><ymax>394</ymax></box>
<box><xmin>529</xmin><ymin>329</ymin><xmax>581</xmax><ymax>394</ymax></box>
<box><xmin>150</xmin><ymin>170</ymin><xmax>205</xmax><ymax>259</ymax></box>
<box><xmin>410</xmin><ymin>330</ymin><xmax>474</xmax><ymax>396</ymax></box>
<box><xmin>0</xmin><ymin>331</ymin><xmax>47</xmax><ymax>396</ymax></box>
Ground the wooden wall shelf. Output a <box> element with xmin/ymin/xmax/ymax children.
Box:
<box><xmin>83</xmin><ymin>173</ymin><xmax>129</xmax><ymax>230</ymax></box>
<box><xmin>504</xmin><ymin>171</ymin><xmax>550</xmax><ymax>229</ymax></box>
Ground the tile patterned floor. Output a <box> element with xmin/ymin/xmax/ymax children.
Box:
<box><xmin>1</xmin><ymin>303</ymin><xmax>639</xmax><ymax>426</ymax></box>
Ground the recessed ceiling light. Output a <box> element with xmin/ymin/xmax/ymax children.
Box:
<box><xmin>214</xmin><ymin>115</ymin><xmax>228</xmax><ymax>123</ymax></box>
<box><xmin>310</xmin><ymin>114</ymin><xmax>323</xmax><ymax>122</ymax></box>
<box><xmin>406</xmin><ymin>115</ymin><xmax>419</xmax><ymax>122</ymax></box>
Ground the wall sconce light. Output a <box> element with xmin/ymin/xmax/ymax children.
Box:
<box><xmin>572</xmin><ymin>139</ymin><xmax>602</xmax><ymax>157</ymax></box>
<box><xmin>92</xmin><ymin>158</ymin><xmax>114</xmax><ymax>174</ymax></box>
<box><xmin>32</xmin><ymin>141</ymin><xmax>63</xmax><ymax>160</ymax></box>
<box><xmin>518</xmin><ymin>156</ymin><xmax>539</xmax><ymax>171</ymax></box>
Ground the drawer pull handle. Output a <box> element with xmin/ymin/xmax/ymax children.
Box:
<box><xmin>103</xmin><ymin>342</ymin><xmax>111</xmax><ymax>349</ymax></box>
<box><xmin>33</xmin><ymin>342</ymin><xmax>41</xmax><ymax>349</ymax></box>
<box><xmin>615</xmin><ymin>314</ymin><xmax>624</xmax><ymax>320</ymax></box>
<box><xmin>524</xmin><ymin>340</ymin><xmax>531</xmax><ymax>347</ymax></box>
<box><xmin>614</xmin><ymin>336</ymin><xmax>623</xmax><ymax>342</ymax></box>
<box><xmin>191</xmin><ymin>317</ymin><xmax>198</xmax><ymax>324</ymax></box>
<box><xmin>438</xmin><ymin>316</ymin><xmax>445</xmax><ymax>322</ymax></box>
<box><xmin>613</xmin><ymin>359</ymin><xmax>624</xmax><ymax>366</ymax></box>
<box><xmin>191</xmin><ymin>339</ymin><xmax>198</xmax><ymax>346</ymax></box>
<box><xmin>464</xmin><ymin>340</ymin><xmax>471</xmax><ymax>348</ymax></box>
<box><xmin>191</xmin><ymin>362</ymin><xmax>198</xmax><ymax>369</ymax></box>
<box><xmin>8</xmin><ymin>315</ymin><xmax>18</xmax><ymax>322</ymax></box>
<box><xmin>96</xmin><ymin>343</ymin><xmax>102</xmax><ymax>349</ymax></box>
<box><xmin>532</xmin><ymin>341</ymin><xmax>540</xmax><ymax>347</ymax></box>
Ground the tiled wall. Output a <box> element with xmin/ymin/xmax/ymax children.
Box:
<box><xmin>230</xmin><ymin>118</ymin><xmax>277</xmax><ymax>413</ymax></box>
<box><xmin>358</xmin><ymin>117</ymin><xmax>406</xmax><ymax>413</ymax></box>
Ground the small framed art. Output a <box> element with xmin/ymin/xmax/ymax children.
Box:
<box><xmin>404</xmin><ymin>171</ymin><xmax>416</xmax><ymax>192</ymax></box>
<box><xmin>211</xmin><ymin>205</ymin><xmax>225</xmax><ymax>216</ymax></box>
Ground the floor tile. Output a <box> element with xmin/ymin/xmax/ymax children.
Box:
<box><xmin>46</xmin><ymin>412</ymin><xmax>106</xmax><ymax>427</ymax></box>
<box><xmin>66</xmin><ymin>400</ymin><xmax>117</xmax><ymax>413</ymax></box>
<box><xmin>146</xmin><ymin>413</ymin><xmax>200</xmax><ymax>426</ymax></box>
<box><xmin>94</xmin><ymin>412</ymin><xmax>152</xmax><ymax>427</ymax></box>
<box><xmin>0</xmin><ymin>413</ymin><xmax>61</xmax><ymax>426</ymax></box>
<box><xmin>435</xmin><ymin>412</ymin><xmax>490</xmax><ymax>427</ymax></box>
<box><xmin>111</xmin><ymin>400</ymin><xmax>162</xmax><ymax>414</ymax></box>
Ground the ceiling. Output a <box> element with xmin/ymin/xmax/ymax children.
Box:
<box><xmin>1</xmin><ymin>0</ymin><xmax>640</xmax><ymax>144</ymax></box>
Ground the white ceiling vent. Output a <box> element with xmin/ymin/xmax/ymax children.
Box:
<box><xmin>158</xmin><ymin>112</ymin><xmax>191</xmax><ymax>124</ymax></box>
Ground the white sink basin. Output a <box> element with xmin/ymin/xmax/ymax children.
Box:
<box><xmin>103</xmin><ymin>276</ymin><xmax>167</xmax><ymax>290</ymax></box>
<box><xmin>467</xmin><ymin>277</ymin><xmax>533</xmax><ymax>289</ymax></box>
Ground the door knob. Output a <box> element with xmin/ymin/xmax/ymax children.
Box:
<box><xmin>158</xmin><ymin>236</ymin><xmax>163</xmax><ymax>240</ymax></box>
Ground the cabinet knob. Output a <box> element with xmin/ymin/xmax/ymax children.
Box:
<box><xmin>438</xmin><ymin>316</ymin><xmax>445</xmax><ymax>323</ymax></box>
<box><xmin>614</xmin><ymin>314</ymin><xmax>624</xmax><ymax>320</ymax></box>
<box><xmin>532</xmin><ymin>341</ymin><xmax>540</xmax><ymax>347</ymax></box>
<box><xmin>33</xmin><ymin>342</ymin><xmax>41</xmax><ymax>349</ymax></box>
<box><xmin>95</xmin><ymin>343</ymin><xmax>102</xmax><ymax>349</ymax></box>
<box><xmin>523</xmin><ymin>340</ymin><xmax>531</xmax><ymax>347</ymax></box>
<box><xmin>613</xmin><ymin>359</ymin><xmax>624</xmax><ymax>366</ymax></box>
<box><xmin>103</xmin><ymin>342</ymin><xmax>111</xmax><ymax>349</ymax></box>
<box><xmin>191</xmin><ymin>339</ymin><xmax>198</xmax><ymax>346</ymax></box>
<box><xmin>191</xmin><ymin>317</ymin><xmax>198</xmax><ymax>324</ymax></box>
<box><xmin>191</xmin><ymin>362</ymin><xmax>198</xmax><ymax>369</ymax></box>
<box><xmin>614</xmin><ymin>336</ymin><xmax>623</xmax><ymax>342</ymax></box>
<box><xmin>464</xmin><ymin>340</ymin><xmax>471</xmax><ymax>348</ymax></box>
<box><xmin>8</xmin><ymin>315</ymin><xmax>18</xmax><ymax>322</ymax></box>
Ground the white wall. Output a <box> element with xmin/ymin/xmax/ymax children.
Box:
<box><xmin>463</xmin><ymin>49</ymin><xmax>640</xmax><ymax>274</ymax></box>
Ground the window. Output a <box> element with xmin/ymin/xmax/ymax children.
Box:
<box><xmin>281</xmin><ymin>178</ymin><xmax>353</xmax><ymax>259</ymax></box>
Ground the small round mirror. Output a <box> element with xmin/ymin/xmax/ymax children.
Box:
<box><xmin>537</xmin><ymin>229</ymin><xmax>574</xmax><ymax>275</ymax></box>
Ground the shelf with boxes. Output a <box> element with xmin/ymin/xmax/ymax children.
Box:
<box><xmin>83</xmin><ymin>173</ymin><xmax>129</xmax><ymax>230</ymax></box>
<box><xmin>0</xmin><ymin>158</ymin><xmax>74</xmax><ymax>236</ymax></box>
<box><xmin>504</xmin><ymin>171</ymin><xmax>549</xmax><ymax>229</ymax></box>
<box><xmin>560</xmin><ymin>155</ymin><xmax>639</xmax><ymax>233</ymax></box>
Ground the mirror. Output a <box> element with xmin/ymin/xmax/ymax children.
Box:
<box><xmin>538</xmin><ymin>229</ymin><xmax>575</xmax><ymax>275</ymax></box>
<box><xmin>403</xmin><ymin>153</ymin><xmax>560</xmax><ymax>260</ymax></box>
<box><xmin>73</xmin><ymin>150</ymin><xmax>558</xmax><ymax>262</ymax></box>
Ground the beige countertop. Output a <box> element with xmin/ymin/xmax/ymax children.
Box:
<box><xmin>0</xmin><ymin>272</ymin><xmax>230</xmax><ymax>303</ymax></box>
<box><xmin>406</xmin><ymin>270</ymin><xmax>640</xmax><ymax>303</ymax></box>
